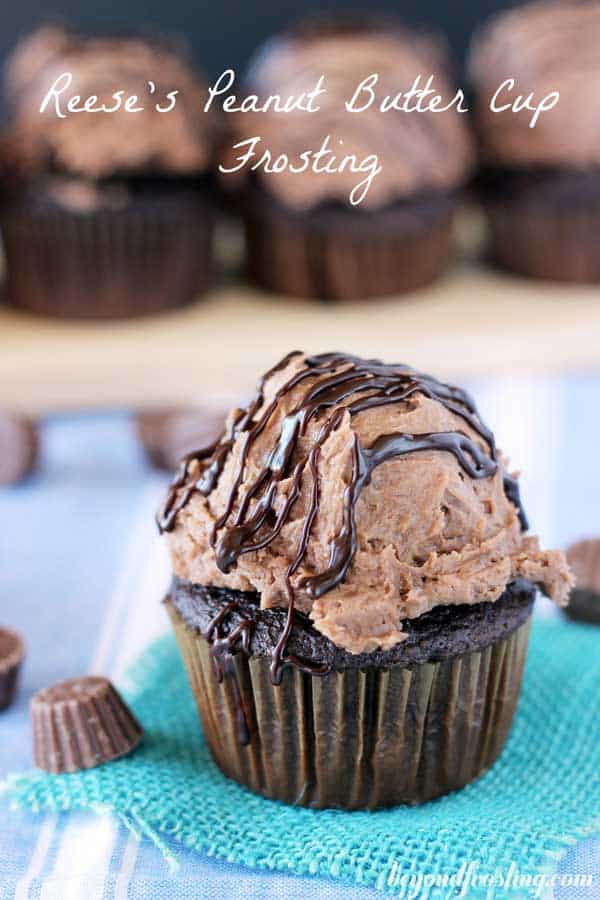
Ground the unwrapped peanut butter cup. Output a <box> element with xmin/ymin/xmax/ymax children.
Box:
<box><xmin>0</xmin><ymin>628</ymin><xmax>25</xmax><ymax>711</ymax></box>
<box><xmin>565</xmin><ymin>539</ymin><xmax>600</xmax><ymax>624</ymax></box>
<box><xmin>31</xmin><ymin>676</ymin><xmax>142</xmax><ymax>773</ymax></box>
<box><xmin>135</xmin><ymin>405</ymin><xmax>230</xmax><ymax>472</ymax></box>
<box><xmin>0</xmin><ymin>413</ymin><xmax>39</xmax><ymax>485</ymax></box>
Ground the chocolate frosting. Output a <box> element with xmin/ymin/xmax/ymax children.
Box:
<box><xmin>469</xmin><ymin>0</ymin><xmax>600</xmax><ymax>168</ymax></box>
<box><xmin>226</xmin><ymin>17</ymin><xmax>474</xmax><ymax>208</ymax></box>
<box><xmin>159</xmin><ymin>352</ymin><xmax>573</xmax><ymax>664</ymax></box>
<box><xmin>4</xmin><ymin>25</ymin><xmax>220</xmax><ymax>179</ymax></box>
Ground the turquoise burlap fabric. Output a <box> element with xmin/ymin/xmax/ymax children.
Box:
<box><xmin>4</xmin><ymin>619</ymin><xmax>600</xmax><ymax>896</ymax></box>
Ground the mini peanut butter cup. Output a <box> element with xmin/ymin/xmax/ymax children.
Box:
<box><xmin>565</xmin><ymin>539</ymin><xmax>600</xmax><ymax>624</ymax></box>
<box><xmin>0</xmin><ymin>628</ymin><xmax>25</xmax><ymax>711</ymax></box>
<box><xmin>135</xmin><ymin>405</ymin><xmax>230</xmax><ymax>472</ymax></box>
<box><xmin>31</xmin><ymin>676</ymin><xmax>142</xmax><ymax>773</ymax></box>
<box><xmin>0</xmin><ymin>413</ymin><xmax>39</xmax><ymax>485</ymax></box>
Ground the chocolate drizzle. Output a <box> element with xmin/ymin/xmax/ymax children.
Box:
<box><xmin>202</xmin><ymin>603</ymin><xmax>254</xmax><ymax>744</ymax></box>
<box><xmin>158</xmin><ymin>351</ymin><xmax>528</xmax><ymax>686</ymax></box>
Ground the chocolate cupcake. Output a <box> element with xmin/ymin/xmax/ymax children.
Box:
<box><xmin>469</xmin><ymin>1</ymin><xmax>600</xmax><ymax>282</ymax></box>
<box><xmin>158</xmin><ymin>351</ymin><xmax>573</xmax><ymax>809</ymax></box>
<box><xmin>224</xmin><ymin>16</ymin><xmax>474</xmax><ymax>300</ymax></box>
<box><xmin>0</xmin><ymin>25</ymin><xmax>221</xmax><ymax>318</ymax></box>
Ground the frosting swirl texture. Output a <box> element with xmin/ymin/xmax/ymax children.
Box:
<box><xmin>4</xmin><ymin>25</ymin><xmax>220</xmax><ymax>179</ymax></box>
<box><xmin>469</xmin><ymin>0</ymin><xmax>600</xmax><ymax>168</ymax></box>
<box><xmin>160</xmin><ymin>351</ymin><xmax>573</xmax><ymax>654</ymax></box>
<box><xmin>227</xmin><ymin>18</ymin><xmax>474</xmax><ymax>208</ymax></box>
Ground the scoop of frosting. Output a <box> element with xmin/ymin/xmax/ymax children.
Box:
<box><xmin>159</xmin><ymin>351</ymin><xmax>573</xmax><ymax>655</ymax></box>
<box><xmin>469</xmin><ymin>0</ymin><xmax>600</xmax><ymax>168</ymax></box>
<box><xmin>224</xmin><ymin>17</ymin><xmax>474</xmax><ymax>209</ymax></box>
<box><xmin>3</xmin><ymin>25</ymin><xmax>220</xmax><ymax>179</ymax></box>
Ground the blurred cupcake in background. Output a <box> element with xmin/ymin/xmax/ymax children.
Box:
<box><xmin>224</xmin><ymin>15</ymin><xmax>475</xmax><ymax>301</ymax></box>
<box><xmin>0</xmin><ymin>25</ymin><xmax>222</xmax><ymax>318</ymax></box>
<box><xmin>469</xmin><ymin>1</ymin><xmax>600</xmax><ymax>282</ymax></box>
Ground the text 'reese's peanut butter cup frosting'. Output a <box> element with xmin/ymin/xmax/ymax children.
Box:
<box><xmin>469</xmin><ymin>0</ymin><xmax>600</xmax><ymax>168</ymax></box>
<box><xmin>3</xmin><ymin>24</ymin><xmax>221</xmax><ymax>179</ymax></box>
<box><xmin>226</xmin><ymin>18</ymin><xmax>475</xmax><ymax>209</ymax></box>
<box><xmin>159</xmin><ymin>352</ymin><xmax>573</xmax><ymax>655</ymax></box>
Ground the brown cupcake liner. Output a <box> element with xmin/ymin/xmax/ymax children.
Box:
<box><xmin>242</xmin><ymin>186</ymin><xmax>457</xmax><ymax>300</ymax></box>
<box><xmin>169</xmin><ymin>603</ymin><xmax>532</xmax><ymax>809</ymax></box>
<box><xmin>484</xmin><ymin>173</ymin><xmax>600</xmax><ymax>282</ymax></box>
<box><xmin>1</xmin><ymin>183</ymin><xmax>215</xmax><ymax>319</ymax></box>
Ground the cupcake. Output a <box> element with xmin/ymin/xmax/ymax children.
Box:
<box><xmin>223</xmin><ymin>16</ymin><xmax>474</xmax><ymax>300</ymax></box>
<box><xmin>0</xmin><ymin>25</ymin><xmax>221</xmax><ymax>318</ymax></box>
<box><xmin>469</xmin><ymin>0</ymin><xmax>600</xmax><ymax>282</ymax></box>
<box><xmin>158</xmin><ymin>351</ymin><xmax>573</xmax><ymax>809</ymax></box>
<box><xmin>565</xmin><ymin>539</ymin><xmax>600</xmax><ymax>624</ymax></box>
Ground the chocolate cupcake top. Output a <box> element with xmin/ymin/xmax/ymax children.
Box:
<box><xmin>225</xmin><ymin>16</ymin><xmax>474</xmax><ymax>209</ymax></box>
<box><xmin>159</xmin><ymin>352</ymin><xmax>572</xmax><ymax>655</ymax></box>
<box><xmin>469</xmin><ymin>0</ymin><xmax>600</xmax><ymax>168</ymax></box>
<box><xmin>3</xmin><ymin>24</ymin><xmax>220</xmax><ymax>180</ymax></box>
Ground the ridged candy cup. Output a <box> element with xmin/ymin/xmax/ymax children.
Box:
<box><xmin>31</xmin><ymin>676</ymin><xmax>142</xmax><ymax>773</ymax></box>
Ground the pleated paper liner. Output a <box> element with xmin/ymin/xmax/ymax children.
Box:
<box><xmin>483</xmin><ymin>169</ymin><xmax>600</xmax><ymax>282</ymax></box>
<box><xmin>168</xmin><ymin>602</ymin><xmax>532</xmax><ymax>810</ymax></box>
<box><xmin>241</xmin><ymin>182</ymin><xmax>458</xmax><ymax>300</ymax></box>
<box><xmin>1</xmin><ymin>181</ymin><xmax>214</xmax><ymax>319</ymax></box>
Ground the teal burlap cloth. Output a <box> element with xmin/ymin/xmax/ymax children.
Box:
<box><xmin>4</xmin><ymin>619</ymin><xmax>600</xmax><ymax>896</ymax></box>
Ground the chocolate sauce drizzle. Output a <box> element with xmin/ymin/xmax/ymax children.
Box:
<box><xmin>202</xmin><ymin>603</ymin><xmax>254</xmax><ymax>744</ymax></box>
<box><xmin>159</xmin><ymin>352</ymin><xmax>528</xmax><ymax>689</ymax></box>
